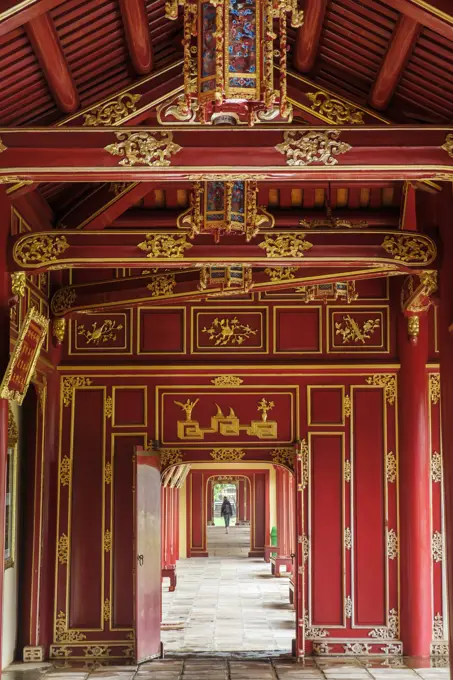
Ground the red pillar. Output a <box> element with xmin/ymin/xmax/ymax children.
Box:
<box><xmin>439</xmin><ymin>186</ymin><xmax>453</xmax><ymax>666</ymax></box>
<box><xmin>398</xmin><ymin>302</ymin><xmax>432</xmax><ymax>656</ymax></box>
<box><xmin>206</xmin><ymin>479</ymin><xmax>214</xmax><ymax>525</ymax></box>
<box><xmin>276</xmin><ymin>467</ymin><xmax>284</xmax><ymax>552</ymax></box>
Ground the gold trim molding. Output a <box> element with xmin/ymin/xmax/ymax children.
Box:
<box><xmin>84</xmin><ymin>94</ymin><xmax>141</xmax><ymax>126</ymax></box>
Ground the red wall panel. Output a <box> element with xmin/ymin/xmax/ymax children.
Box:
<box><xmin>310</xmin><ymin>434</ymin><xmax>344</xmax><ymax>626</ymax></box>
<box><xmin>69</xmin><ymin>388</ymin><xmax>104</xmax><ymax>629</ymax></box>
<box><xmin>352</xmin><ymin>387</ymin><xmax>386</xmax><ymax>626</ymax></box>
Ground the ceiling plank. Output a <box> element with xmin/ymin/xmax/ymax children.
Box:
<box><xmin>25</xmin><ymin>13</ymin><xmax>79</xmax><ymax>113</ymax></box>
<box><xmin>369</xmin><ymin>16</ymin><xmax>421</xmax><ymax>110</ymax></box>
<box><xmin>293</xmin><ymin>0</ymin><xmax>328</xmax><ymax>73</ymax></box>
<box><xmin>0</xmin><ymin>0</ymin><xmax>67</xmax><ymax>37</ymax></box>
<box><xmin>385</xmin><ymin>0</ymin><xmax>453</xmax><ymax>41</ymax></box>
<box><xmin>118</xmin><ymin>0</ymin><xmax>153</xmax><ymax>75</ymax></box>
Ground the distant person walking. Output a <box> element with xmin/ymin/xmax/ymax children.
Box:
<box><xmin>221</xmin><ymin>496</ymin><xmax>233</xmax><ymax>534</ymax></box>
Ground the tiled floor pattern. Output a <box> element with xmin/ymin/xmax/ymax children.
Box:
<box><xmin>3</xmin><ymin>658</ymin><xmax>451</xmax><ymax>680</ymax></box>
<box><xmin>161</xmin><ymin>526</ymin><xmax>294</xmax><ymax>652</ymax></box>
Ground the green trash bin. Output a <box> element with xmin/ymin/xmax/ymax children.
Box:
<box><xmin>270</xmin><ymin>526</ymin><xmax>277</xmax><ymax>558</ymax></box>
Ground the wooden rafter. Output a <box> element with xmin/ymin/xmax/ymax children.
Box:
<box><xmin>25</xmin><ymin>12</ymin><xmax>79</xmax><ymax>113</ymax></box>
<box><xmin>118</xmin><ymin>0</ymin><xmax>153</xmax><ymax>75</ymax></box>
<box><xmin>293</xmin><ymin>0</ymin><xmax>327</xmax><ymax>73</ymax></box>
<box><xmin>0</xmin><ymin>0</ymin><xmax>67</xmax><ymax>37</ymax></box>
<box><xmin>386</xmin><ymin>0</ymin><xmax>453</xmax><ymax>41</ymax></box>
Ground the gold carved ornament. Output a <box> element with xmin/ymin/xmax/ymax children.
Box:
<box><xmin>103</xmin><ymin>599</ymin><xmax>111</xmax><ymax>622</ymax></box>
<box><xmin>210</xmin><ymin>448</ymin><xmax>245</xmax><ymax>462</ymax></box>
<box><xmin>52</xmin><ymin>318</ymin><xmax>66</xmax><ymax>345</ymax></box>
<box><xmin>0</xmin><ymin>136</ymin><xmax>7</xmax><ymax>153</ymax></box>
<box><xmin>104</xmin><ymin>131</ymin><xmax>181</xmax><ymax>167</ymax></box>
<box><xmin>368</xmin><ymin>609</ymin><xmax>399</xmax><ymax>640</ymax></box>
<box><xmin>441</xmin><ymin>134</ymin><xmax>453</xmax><ymax>159</ymax></box>
<box><xmin>104</xmin><ymin>530</ymin><xmax>112</xmax><ymax>552</ymax></box>
<box><xmin>84</xmin><ymin>645</ymin><xmax>111</xmax><ymax>658</ymax></box>
<box><xmin>297</xmin><ymin>439</ymin><xmax>309</xmax><ymax>489</ymax></box>
<box><xmin>381</xmin><ymin>234</ymin><xmax>436</xmax><ymax>264</ymax></box>
<box><xmin>77</xmin><ymin>319</ymin><xmax>123</xmax><ymax>345</ymax></box>
<box><xmin>429</xmin><ymin>374</ymin><xmax>440</xmax><ymax>405</ymax></box>
<box><xmin>146</xmin><ymin>274</ymin><xmax>177</xmax><ymax>297</ymax></box>
<box><xmin>344</xmin><ymin>460</ymin><xmax>351</xmax><ymax>482</ymax></box>
<box><xmin>407</xmin><ymin>315</ymin><xmax>420</xmax><ymax>340</ymax></box>
<box><xmin>108</xmin><ymin>182</ymin><xmax>133</xmax><ymax>196</ymax></box>
<box><xmin>344</xmin><ymin>527</ymin><xmax>352</xmax><ymax>550</ymax></box>
<box><xmin>343</xmin><ymin>395</ymin><xmax>352</xmax><ymax>418</ymax></box>
<box><xmin>303</xmin><ymin>611</ymin><xmax>329</xmax><ymax>639</ymax></box>
<box><xmin>51</xmin><ymin>287</ymin><xmax>77</xmax><ymax>316</ymax></box>
<box><xmin>57</xmin><ymin>534</ymin><xmax>69</xmax><ymax>564</ymax></box>
<box><xmin>8</xmin><ymin>404</ymin><xmax>18</xmax><ymax>444</ymax></box>
<box><xmin>366</xmin><ymin>374</ymin><xmax>396</xmax><ymax>406</ymax></box>
<box><xmin>55</xmin><ymin>611</ymin><xmax>86</xmax><ymax>643</ymax></box>
<box><xmin>138</xmin><ymin>233</ymin><xmax>192</xmax><ymax>259</ymax></box>
<box><xmin>307</xmin><ymin>92</ymin><xmax>364</xmax><ymax>124</ymax></box>
<box><xmin>432</xmin><ymin>531</ymin><xmax>443</xmax><ymax>562</ymax></box>
<box><xmin>433</xmin><ymin>613</ymin><xmax>444</xmax><ymax>641</ymax></box>
<box><xmin>335</xmin><ymin>315</ymin><xmax>380</xmax><ymax>344</ymax></box>
<box><xmin>299</xmin><ymin>217</ymin><xmax>368</xmax><ymax>229</ymax></box>
<box><xmin>185</xmin><ymin>173</ymin><xmax>269</xmax><ymax>182</ymax></box>
<box><xmin>211</xmin><ymin>376</ymin><xmax>243</xmax><ymax>386</ymax></box>
<box><xmin>270</xmin><ymin>447</ymin><xmax>295</xmax><ymax>470</ymax></box>
<box><xmin>14</xmin><ymin>234</ymin><xmax>69</xmax><ymax>266</ymax></box>
<box><xmin>386</xmin><ymin>451</ymin><xmax>397</xmax><ymax>483</ymax></box>
<box><xmin>264</xmin><ymin>267</ymin><xmax>299</xmax><ymax>282</ymax></box>
<box><xmin>11</xmin><ymin>272</ymin><xmax>26</xmax><ymax>298</ymax></box>
<box><xmin>59</xmin><ymin>456</ymin><xmax>71</xmax><ymax>486</ymax></box>
<box><xmin>202</xmin><ymin>317</ymin><xmax>257</xmax><ymax>346</ymax></box>
<box><xmin>345</xmin><ymin>596</ymin><xmax>353</xmax><ymax>619</ymax></box>
<box><xmin>275</xmin><ymin>130</ymin><xmax>352</xmax><ymax>166</ymax></box>
<box><xmin>259</xmin><ymin>233</ymin><xmax>313</xmax><ymax>258</ymax></box>
<box><xmin>431</xmin><ymin>451</ymin><xmax>442</xmax><ymax>483</ymax></box>
<box><xmin>83</xmin><ymin>94</ymin><xmax>141</xmax><ymax>126</ymax></box>
<box><xmin>104</xmin><ymin>397</ymin><xmax>113</xmax><ymax>420</ymax></box>
<box><xmin>62</xmin><ymin>376</ymin><xmax>93</xmax><ymax>407</ymax></box>
<box><xmin>0</xmin><ymin>176</ymin><xmax>33</xmax><ymax>186</ymax></box>
<box><xmin>160</xmin><ymin>448</ymin><xmax>183</xmax><ymax>468</ymax></box>
<box><xmin>104</xmin><ymin>461</ymin><xmax>112</xmax><ymax>483</ymax></box>
<box><xmin>387</xmin><ymin>529</ymin><xmax>398</xmax><ymax>560</ymax></box>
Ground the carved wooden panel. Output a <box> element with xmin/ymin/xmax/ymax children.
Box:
<box><xmin>138</xmin><ymin>307</ymin><xmax>186</xmax><ymax>355</ymax></box>
<box><xmin>327</xmin><ymin>306</ymin><xmax>390</xmax><ymax>354</ymax></box>
<box><xmin>70</xmin><ymin>312</ymin><xmax>131</xmax><ymax>355</ymax></box>
<box><xmin>308</xmin><ymin>386</ymin><xmax>344</xmax><ymax>426</ymax></box>
<box><xmin>112</xmin><ymin>386</ymin><xmax>147</xmax><ymax>428</ymax></box>
<box><xmin>192</xmin><ymin>306</ymin><xmax>268</xmax><ymax>354</ymax></box>
<box><xmin>273</xmin><ymin>306</ymin><xmax>321</xmax><ymax>354</ymax></box>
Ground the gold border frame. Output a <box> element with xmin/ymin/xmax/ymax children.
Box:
<box><xmin>327</xmin><ymin>306</ymin><xmax>390</xmax><ymax>354</ymax></box>
<box><xmin>137</xmin><ymin>306</ymin><xmax>187</xmax><ymax>356</ymax></box>
<box><xmin>70</xmin><ymin>312</ymin><xmax>131</xmax><ymax>355</ymax></box>
<box><xmin>307</xmin><ymin>385</ymin><xmax>346</xmax><ymax>427</ymax></box>
<box><xmin>273</xmin><ymin>305</ymin><xmax>323</xmax><ymax>355</ymax></box>
<box><xmin>191</xmin><ymin>305</ymin><xmax>269</xmax><ymax>354</ymax></box>
<box><xmin>112</xmin><ymin>386</ymin><xmax>148</xmax><ymax>428</ymax></box>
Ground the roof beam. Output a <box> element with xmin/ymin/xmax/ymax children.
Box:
<box><xmin>386</xmin><ymin>0</ymin><xmax>453</xmax><ymax>41</ymax></box>
<box><xmin>118</xmin><ymin>0</ymin><xmax>153</xmax><ymax>75</ymax></box>
<box><xmin>25</xmin><ymin>13</ymin><xmax>79</xmax><ymax>113</ymax></box>
<box><xmin>293</xmin><ymin>0</ymin><xmax>327</xmax><ymax>73</ymax></box>
<box><xmin>369</xmin><ymin>16</ymin><xmax>421</xmax><ymax>111</ymax></box>
<box><xmin>9</xmin><ymin>228</ymin><xmax>437</xmax><ymax>275</ymax></box>
<box><xmin>0</xmin><ymin>126</ymin><xmax>451</xmax><ymax>183</ymax></box>
<box><xmin>0</xmin><ymin>0</ymin><xmax>67</xmax><ymax>37</ymax></box>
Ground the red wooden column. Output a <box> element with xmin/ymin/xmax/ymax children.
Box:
<box><xmin>439</xmin><ymin>186</ymin><xmax>453</xmax><ymax>667</ymax></box>
<box><xmin>206</xmin><ymin>479</ymin><xmax>214</xmax><ymax>526</ymax></box>
<box><xmin>244</xmin><ymin>478</ymin><xmax>250</xmax><ymax>522</ymax></box>
<box><xmin>276</xmin><ymin>467</ymin><xmax>285</xmax><ymax>552</ymax></box>
<box><xmin>397</xmin><ymin>299</ymin><xmax>432</xmax><ymax>656</ymax></box>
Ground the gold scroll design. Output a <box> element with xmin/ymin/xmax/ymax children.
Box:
<box><xmin>138</xmin><ymin>234</ymin><xmax>192</xmax><ymax>259</ymax></box>
<box><xmin>202</xmin><ymin>317</ymin><xmax>257</xmax><ymax>347</ymax></box>
<box><xmin>275</xmin><ymin>130</ymin><xmax>351</xmax><ymax>166</ymax></box>
<box><xmin>83</xmin><ymin>94</ymin><xmax>141</xmax><ymax>126</ymax></box>
<box><xmin>335</xmin><ymin>314</ymin><xmax>380</xmax><ymax>344</ymax></box>
<box><xmin>306</xmin><ymin>92</ymin><xmax>364</xmax><ymax>125</ymax></box>
<box><xmin>381</xmin><ymin>234</ymin><xmax>436</xmax><ymax>264</ymax></box>
<box><xmin>259</xmin><ymin>233</ymin><xmax>313</xmax><ymax>258</ymax></box>
<box><xmin>211</xmin><ymin>376</ymin><xmax>244</xmax><ymax>386</ymax></box>
<box><xmin>11</xmin><ymin>272</ymin><xmax>26</xmax><ymax>298</ymax></box>
<box><xmin>366</xmin><ymin>374</ymin><xmax>396</xmax><ymax>406</ymax></box>
<box><xmin>174</xmin><ymin>397</ymin><xmax>277</xmax><ymax>440</ymax></box>
<box><xmin>62</xmin><ymin>376</ymin><xmax>93</xmax><ymax>407</ymax></box>
<box><xmin>264</xmin><ymin>267</ymin><xmax>299</xmax><ymax>281</ymax></box>
<box><xmin>77</xmin><ymin>319</ymin><xmax>123</xmax><ymax>345</ymax></box>
<box><xmin>14</xmin><ymin>234</ymin><xmax>69</xmax><ymax>266</ymax></box>
<box><xmin>146</xmin><ymin>274</ymin><xmax>177</xmax><ymax>297</ymax></box>
<box><xmin>210</xmin><ymin>448</ymin><xmax>245</xmax><ymax>462</ymax></box>
<box><xmin>159</xmin><ymin>448</ymin><xmax>183</xmax><ymax>468</ymax></box>
<box><xmin>55</xmin><ymin>611</ymin><xmax>86</xmax><ymax>643</ymax></box>
<box><xmin>51</xmin><ymin>287</ymin><xmax>77</xmax><ymax>315</ymax></box>
<box><xmin>104</xmin><ymin>131</ymin><xmax>181</xmax><ymax>167</ymax></box>
<box><xmin>270</xmin><ymin>447</ymin><xmax>295</xmax><ymax>470</ymax></box>
<box><xmin>441</xmin><ymin>134</ymin><xmax>453</xmax><ymax>159</ymax></box>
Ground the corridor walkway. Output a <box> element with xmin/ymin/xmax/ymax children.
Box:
<box><xmin>161</xmin><ymin>526</ymin><xmax>294</xmax><ymax>653</ymax></box>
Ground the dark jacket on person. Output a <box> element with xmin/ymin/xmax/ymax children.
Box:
<box><xmin>221</xmin><ymin>499</ymin><xmax>233</xmax><ymax>517</ymax></box>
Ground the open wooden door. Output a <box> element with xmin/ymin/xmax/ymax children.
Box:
<box><xmin>134</xmin><ymin>446</ymin><xmax>161</xmax><ymax>662</ymax></box>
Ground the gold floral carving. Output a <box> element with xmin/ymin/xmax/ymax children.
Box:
<box><xmin>307</xmin><ymin>92</ymin><xmax>364</xmax><ymax>125</ymax></box>
<box><xmin>103</xmin><ymin>599</ymin><xmax>111</xmax><ymax>622</ymax></box>
<box><xmin>104</xmin><ymin>461</ymin><xmax>112</xmax><ymax>484</ymax></box>
<box><xmin>312</xmin><ymin>641</ymin><xmax>332</xmax><ymax>654</ymax></box>
<box><xmin>386</xmin><ymin>451</ymin><xmax>397</xmax><ymax>483</ymax></box>
<box><xmin>343</xmin><ymin>395</ymin><xmax>351</xmax><ymax>419</ymax></box>
<box><xmin>344</xmin><ymin>642</ymin><xmax>372</xmax><ymax>654</ymax></box>
<box><xmin>432</xmin><ymin>531</ymin><xmax>443</xmax><ymax>562</ymax></box>
<box><xmin>57</xmin><ymin>534</ymin><xmax>69</xmax><ymax>564</ymax></box>
<box><xmin>108</xmin><ymin>182</ymin><xmax>132</xmax><ymax>196</ymax></box>
<box><xmin>345</xmin><ymin>595</ymin><xmax>353</xmax><ymax>619</ymax></box>
<box><xmin>104</xmin><ymin>131</ymin><xmax>181</xmax><ymax>167</ymax></box>
<box><xmin>51</xmin><ymin>287</ymin><xmax>77</xmax><ymax>315</ymax></box>
<box><xmin>299</xmin><ymin>217</ymin><xmax>368</xmax><ymax>229</ymax></box>
<box><xmin>344</xmin><ymin>527</ymin><xmax>352</xmax><ymax>550</ymax></box>
<box><xmin>55</xmin><ymin>611</ymin><xmax>86</xmax><ymax>643</ymax></box>
<box><xmin>270</xmin><ymin>447</ymin><xmax>295</xmax><ymax>469</ymax></box>
<box><xmin>298</xmin><ymin>439</ymin><xmax>309</xmax><ymax>489</ymax></box>
<box><xmin>441</xmin><ymin>134</ymin><xmax>453</xmax><ymax>159</ymax></box>
<box><xmin>407</xmin><ymin>315</ymin><xmax>420</xmax><ymax>340</ymax></box>
<box><xmin>104</xmin><ymin>397</ymin><xmax>113</xmax><ymax>420</ymax></box>
<box><xmin>14</xmin><ymin>234</ymin><xmax>69</xmax><ymax>266</ymax></box>
<box><xmin>275</xmin><ymin>130</ymin><xmax>351</xmax><ymax>166</ymax></box>
<box><xmin>210</xmin><ymin>448</ymin><xmax>245</xmax><ymax>462</ymax></box>
<box><xmin>387</xmin><ymin>529</ymin><xmax>398</xmax><ymax>560</ymax></box>
<box><xmin>104</xmin><ymin>530</ymin><xmax>112</xmax><ymax>552</ymax></box>
<box><xmin>433</xmin><ymin>613</ymin><xmax>444</xmax><ymax>640</ymax></box>
<box><xmin>264</xmin><ymin>267</ymin><xmax>299</xmax><ymax>282</ymax></box>
<box><xmin>381</xmin><ymin>234</ymin><xmax>436</xmax><ymax>264</ymax></box>
<box><xmin>146</xmin><ymin>274</ymin><xmax>177</xmax><ymax>297</ymax></box>
<box><xmin>335</xmin><ymin>315</ymin><xmax>380</xmax><ymax>344</ymax></box>
<box><xmin>344</xmin><ymin>460</ymin><xmax>351</xmax><ymax>483</ymax></box>
<box><xmin>211</xmin><ymin>376</ymin><xmax>244</xmax><ymax>386</ymax></box>
<box><xmin>138</xmin><ymin>233</ymin><xmax>192</xmax><ymax>259</ymax></box>
<box><xmin>304</xmin><ymin>611</ymin><xmax>329</xmax><ymax>639</ymax></box>
<box><xmin>259</xmin><ymin>233</ymin><xmax>313</xmax><ymax>258</ymax></box>
<box><xmin>59</xmin><ymin>456</ymin><xmax>71</xmax><ymax>486</ymax></box>
<box><xmin>11</xmin><ymin>272</ymin><xmax>26</xmax><ymax>298</ymax></box>
<box><xmin>8</xmin><ymin>404</ymin><xmax>18</xmax><ymax>444</ymax></box>
<box><xmin>300</xmin><ymin>535</ymin><xmax>309</xmax><ymax>563</ymax></box>
<box><xmin>83</xmin><ymin>94</ymin><xmax>141</xmax><ymax>126</ymax></box>
<box><xmin>84</xmin><ymin>645</ymin><xmax>111</xmax><ymax>658</ymax></box>
<box><xmin>431</xmin><ymin>452</ymin><xmax>442</xmax><ymax>483</ymax></box>
<box><xmin>0</xmin><ymin>136</ymin><xmax>7</xmax><ymax>153</ymax></box>
<box><xmin>368</xmin><ymin>609</ymin><xmax>399</xmax><ymax>640</ymax></box>
<box><xmin>160</xmin><ymin>448</ymin><xmax>183</xmax><ymax>467</ymax></box>
<box><xmin>202</xmin><ymin>317</ymin><xmax>257</xmax><ymax>346</ymax></box>
<box><xmin>62</xmin><ymin>376</ymin><xmax>93</xmax><ymax>407</ymax></box>
<box><xmin>77</xmin><ymin>320</ymin><xmax>123</xmax><ymax>345</ymax></box>
<box><xmin>52</xmin><ymin>318</ymin><xmax>66</xmax><ymax>344</ymax></box>
<box><xmin>430</xmin><ymin>374</ymin><xmax>440</xmax><ymax>405</ymax></box>
<box><xmin>366</xmin><ymin>374</ymin><xmax>396</xmax><ymax>406</ymax></box>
